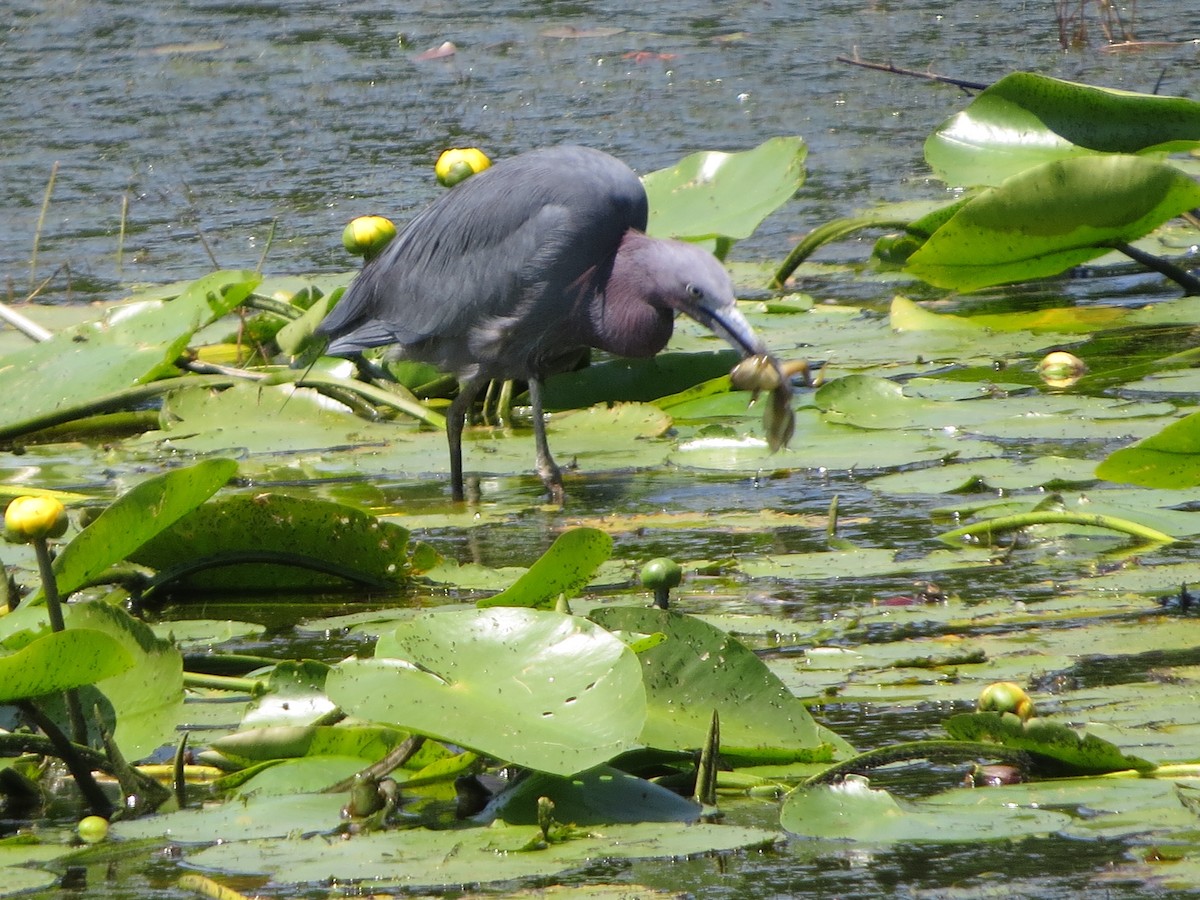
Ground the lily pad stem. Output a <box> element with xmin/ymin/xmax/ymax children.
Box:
<box><xmin>803</xmin><ymin>739</ymin><xmax>1030</xmax><ymax>787</ymax></box>
<box><xmin>16</xmin><ymin>700</ymin><xmax>112</xmax><ymax>818</ymax></box>
<box><xmin>33</xmin><ymin>536</ymin><xmax>87</xmax><ymax>744</ymax></box>
<box><xmin>1109</xmin><ymin>241</ymin><xmax>1200</xmax><ymax>296</ymax></box>
<box><xmin>937</xmin><ymin>510</ymin><xmax>1175</xmax><ymax>547</ymax></box>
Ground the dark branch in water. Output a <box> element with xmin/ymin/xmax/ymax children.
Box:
<box><xmin>836</xmin><ymin>55</ymin><xmax>990</xmax><ymax>93</ymax></box>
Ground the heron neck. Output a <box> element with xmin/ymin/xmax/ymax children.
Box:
<box><xmin>587</xmin><ymin>232</ymin><xmax>674</xmax><ymax>358</ymax></box>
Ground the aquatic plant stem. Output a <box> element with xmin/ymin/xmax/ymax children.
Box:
<box><xmin>116</xmin><ymin>191</ymin><xmax>128</xmax><ymax>271</ymax></box>
<box><xmin>182</xmin><ymin>672</ymin><xmax>268</xmax><ymax>695</ymax></box>
<box><xmin>937</xmin><ymin>510</ymin><xmax>1175</xmax><ymax>546</ymax></box>
<box><xmin>16</xmin><ymin>700</ymin><xmax>113</xmax><ymax>818</ymax></box>
<box><xmin>32</xmin><ymin>535</ymin><xmax>87</xmax><ymax>745</ymax></box>
<box><xmin>1109</xmin><ymin>241</ymin><xmax>1200</xmax><ymax>295</ymax></box>
<box><xmin>803</xmin><ymin>740</ymin><xmax>1031</xmax><ymax>787</ymax></box>
<box><xmin>31</xmin><ymin>161</ymin><xmax>58</xmax><ymax>292</ymax></box>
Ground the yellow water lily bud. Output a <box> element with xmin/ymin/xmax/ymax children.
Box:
<box><xmin>978</xmin><ymin>681</ymin><xmax>1036</xmax><ymax>721</ymax></box>
<box><xmin>1037</xmin><ymin>351</ymin><xmax>1087</xmax><ymax>389</ymax></box>
<box><xmin>435</xmin><ymin>147</ymin><xmax>491</xmax><ymax>187</ymax></box>
<box><xmin>3</xmin><ymin>496</ymin><xmax>69</xmax><ymax>544</ymax></box>
<box><xmin>342</xmin><ymin>215</ymin><xmax>397</xmax><ymax>260</ymax></box>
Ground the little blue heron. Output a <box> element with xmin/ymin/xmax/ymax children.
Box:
<box><xmin>317</xmin><ymin>145</ymin><xmax>786</xmax><ymax>502</ymax></box>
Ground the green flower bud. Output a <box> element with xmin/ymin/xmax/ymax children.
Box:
<box><xmin>77</xmin><ymin>815</ymin><xmax>109</xmax><ymax>844</ymax></box>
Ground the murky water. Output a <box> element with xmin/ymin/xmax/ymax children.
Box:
<box><xmin>3</xmin><ymin>0</ymin><xmax>1198</xmax><ymax>300</ymax></box>
<box><xmin>4</xmin><ymin>3</ymin><xmax>1200</xmax><ymax>898</ymax></box>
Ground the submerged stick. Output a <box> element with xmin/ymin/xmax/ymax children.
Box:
<box><xmin>31</xmin><ymin>161</ymin><xmax>59</xmax><ymax>292</ymax></box>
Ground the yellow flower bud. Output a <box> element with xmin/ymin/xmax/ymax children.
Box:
<box><xmin>435</xmin><ymin>147</ymin><xmax>491</xmax><ymax>187</ymax></box>
<box><xmin>341</xmin><ymin>215</ymin><xmax>397</xmax><ymax>261</ymax></box>
<box><xmin>3</xmin><ymin>496</ymin><xmax>69</xmax><ymax>544</ymax></box>
<box><xmin>1037</xmin><ymin>351</ymin><xmax>1088</xmax><ymax>389</ymax></box>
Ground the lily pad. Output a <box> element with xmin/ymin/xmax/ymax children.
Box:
<box><xmin>0</xmin><ymin>271</ymin><xmax>259</xmax><ymax>439</ymax></box>
<box><xmin>64</xmin><ymin>602</ymin><xmax>184</xmax><ymax>761</ymax></box>
<box><xmin>589</xmin><ymin>607</ymin><xmax>847</xmax><ymax>760</ymax></box>
<box><xmin>185</xmin><ymin>820</ymin><xmax>780</xmax><ymax>887</ymax></box>
<box><xmin>326</xmin><ymin>608</ymin><xmax>646</xmax><ymax>775</ymax></box>
<box><xmin>781</xmin><ymin>775</ymin><xmax>1071</xmax><ymax>842</ymax></box>
<box><xmin>926</xmin><ymin>72</ymin><xmax>1200</xmax><ymax>187</ymax></box>
<box><xmin>1097</xmin><ymin>408</ymin><xmax>1200</xmax><ymax>489</ymax></box>
<box><xmin>644</xmin><ymin>136</ymin><xmax>807</xmax><ymax>245</ymax></box>
<box><xmin>478</xmin><ymin>528</ymin><xmax>613</xmax><ymax>609</ymax></box>
<box><xmin>944</xmin><ymin>711</ymin><xmax>1155</xmax><ymax>775</ymax></box>
<box><xmin>130</xmin><ymin>493</ymin><xmax>411</xmax><ymax>593</ymax></box>
<box><xmin>905</xmin><ymin>155</ymin><xmax>1200</xmax><ymax>292</ymax></box>
<box><xmin>0</xmin><ymin>628</ymin><xmax>133</xmax><ymax>702</ymax></box>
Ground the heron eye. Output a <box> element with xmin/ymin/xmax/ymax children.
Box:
<box><xmin>685</xmin><ymin>283</ymin><xmax>703</xmax><ymax>299</ymax></box>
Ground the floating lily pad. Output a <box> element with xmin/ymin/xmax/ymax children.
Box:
<box><xmin>944</xmin><ymin>711</ymin><xmax>1155</xmax><ymax>775</ymax></box>
<box><xmin>130</xmin><ymin>492</ymin><xmax>411</xmax><ymax>593</ymax></box>
<box><xmin>589</xmin><ymin>607</ymin><xmax>848</xmax><ymax>760</ymax></box>
<box><xmin>0</xmin><ymin>628</ymin><xmax>133</xmax><ymax>702</ymax></box>
<box><xmin>326</xmin><ymin>608</ymin><xmax>646</xmax><ymax>775</ymax></box>
<box><xmin>781</xmin><ymin>776</ymin><xmax>1071</xmax><ymax>842</ymax></box>
<box><xmin>478</xmin><ymin>528</ymin><xmax>612</xmax><ymax>609</ymax></box>
<box><xmin>0</xmin><ymin>271</ymin><xmax>259</xmax><ymax>439</ymax></box>
<box><xmin>185</xmin><ymin>820</ymin><xmax>780</xmax><ymax>887</ymax></box>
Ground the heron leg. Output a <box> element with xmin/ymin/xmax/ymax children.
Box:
<box><xmin>447</xmin><ymin>377</ymin><xmax>486</xmax><ymax>502</ymax></box>
<box><xmin>527</xmin><ymin>378</ymin><xmax>563</xmax><ymax>505</ymax></box>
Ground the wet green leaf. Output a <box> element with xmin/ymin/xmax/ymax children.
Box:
<box><xmin>64</xmin><ymin>602</ymin><xmax>184</xmax><ymax>761</ymax></box>
<box><xmin>326</xmin><ymin>608</ymin><xmax>646</xmax><ymax>775</ymax></box>
<box><xmin>0</xmin><ymin>271</ymin><xmax>259</xmax><ymax>439</ymax></box>
<box><xmin>781</xmin><ymin>776</ymin><xmax>1071</xmax><ymax>842</ymax></box>
<box><xmin>184</xmin><ymin>820</ymin><xmax>780</xmax><ymax>887</ymax></box>
<box><xmin>589</xmin><ymin>607</ymin><xmax>847</xmax><ymax>759</ymax></box>
<box><xmin>944</xmin><ymin>711</ymin><xmax>1155</xmax><ymax>775</ymax></box>
<box><xmin>478</xmin><ymin>527</ymin><xmax>612</xmax><ymax>609</ymax></box>
<box><xmin>488</xmin><ymin>764</ymin><xmax>700</xmax><ymax>825</ymax></box>
<box><xmin>906</xmin><ymin>156</ymin><xmax>1200</xmax><ymax>291</ymax></box>
<box><xmin>130</xmin><ymin>492</ymin><xmax>410</xmax><ymax>592</ymax></box>
<box><xmin>45</xmin><ymin>458</ymin><xmax>237</xmax><ymax>601</ymax></box>
<box><xmin>0</xmin><ymin>629</ymin><xmax>133</xmax><ymax>702</ymax></box>
<box><xmin>644</xmin><ymin>136</ymin><xmax>807</xmax><ymax>245</ymax></box>
<box><xmin>1097</xmin><ymin>408</ymin><xmax>1200</xmax><ymax>488</ymax></box>
<box><xmin>927</xmin><ymin>72</ymin><xmax>1200</xmax><ymax>186</ymax></box>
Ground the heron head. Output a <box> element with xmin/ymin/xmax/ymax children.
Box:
<box><xmin>643</xmin><ymin>238</ymin><xmax>768</xmax><ymax>358</ymax></box>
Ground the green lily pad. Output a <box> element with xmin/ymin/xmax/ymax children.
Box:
<box><xmin>110</xmin><ymin>791</ymin><xmax>347</xmax><ymax>843</ymax></box>
<box><xmin>943</xmin><ymin>711</ymin><xmax>1155</xmax><ymax>775</ymax></box>
<box><xmin>1097</xmin><ymin>408</ymin><xmax>1200</xmax><ymax>489</ymax></box>
<box><xmin>478</xmin><ymin>528</ymin><xmax>612</xmax><ymax>609</ymax></box>
<box><xmin>130</xmin><ymin>492</ymin><xmax>411</xmax><ymax>593</ymax></box>
<box><xmin>644</xmin><ymin>136</ymin><xmax>807</xmax><ymax>244</ymax></box>
<box><xmin>0</xmin><ymin>628</ymin><xmax>133</xmax><ymax>702</ymax></box>
<box><xmin>487</xmin><ymin>764</ymin><xmax>700</xmax><ymax>825</ymax></box>
<box><xmin>905</xmin><ymin>155</ymin><xmax>1200</xmax><ymax>292</ymax></box>
<box><xmin>926</xmin><ymin>72</ymin><xmax>1200</xmax><ymax>187</ymax></box>
<box><xmin>64</xmin><ymin>602</ymin><xmax>184</xmax><ymax>761</ymax></box>
<box><xmin>185</xmin><ymin>820</ymin><xmax>780</xmax><ymax>887</ymax></box>
<box><xmin>0</xmin><ymin>271</ymin><xmax>259</xmax><ymax>439</ymax></box>
<box><xmin>589</xmin><ymin>607</ymin><xmax>847</xmax><ymax>760</ymax></box>
<box><xmin>46</xmin><ymin>458</ymin><xmax>237</xmax><ymax>601</ymax></box>
<box><xmin>781</xmin><ymin>776</ymin><xmax>1071</xmax><ymax>842</ymax></box>
<box><xmin>326</xmin><ymin>608</ymin><xmax>646</xmax><ymax>775</ymax></box>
